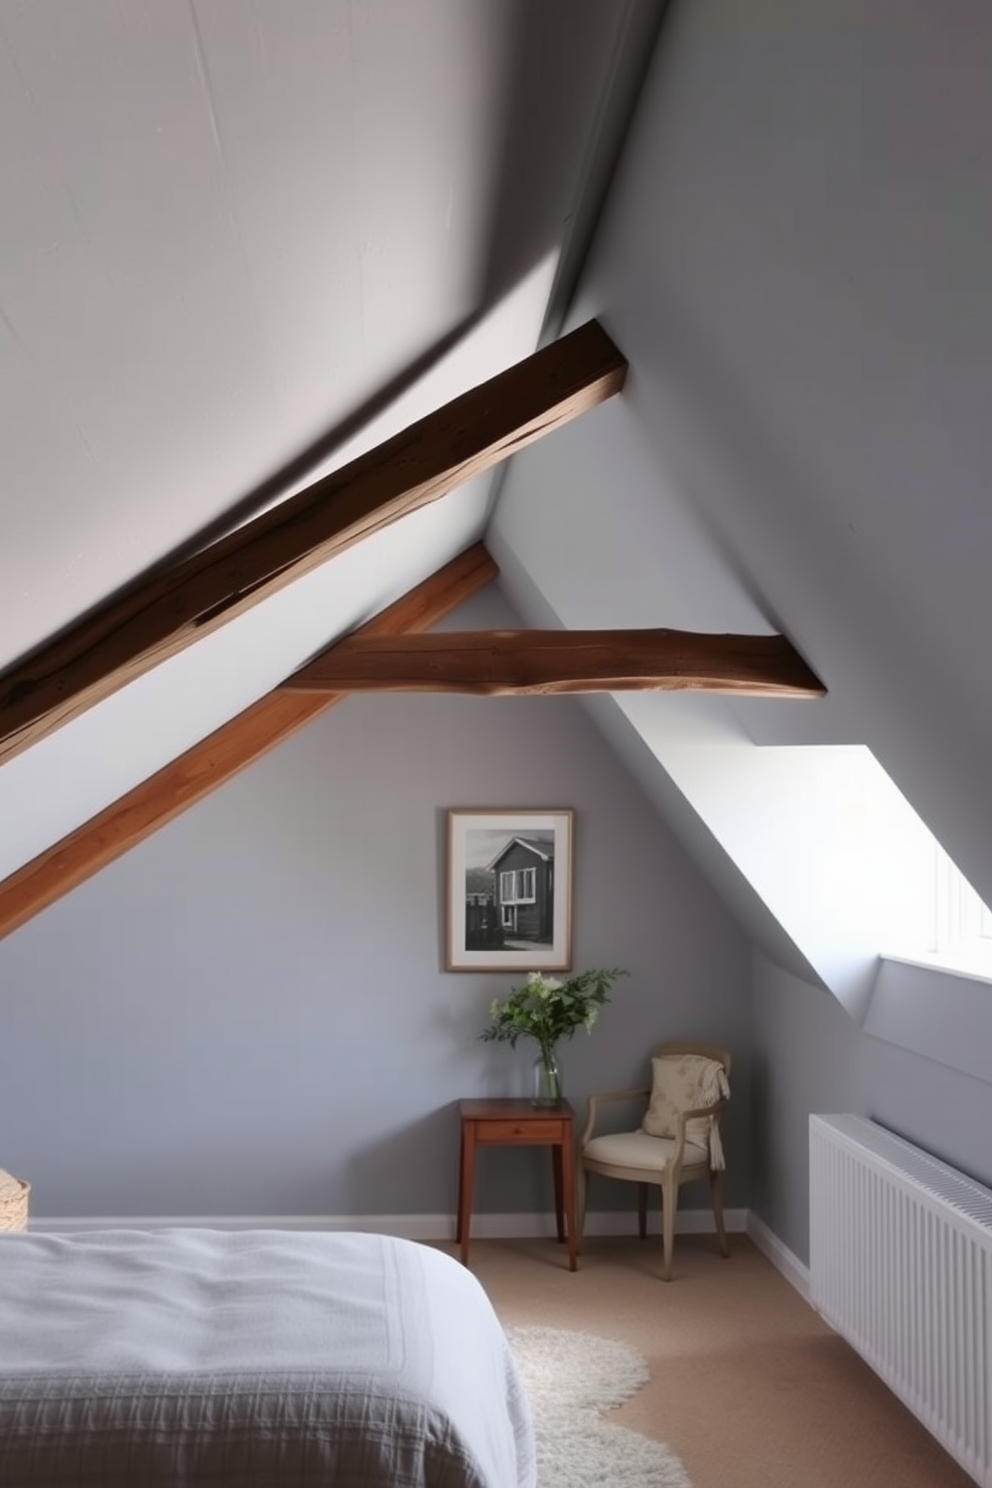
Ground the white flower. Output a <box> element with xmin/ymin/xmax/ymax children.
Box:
<box><xmin>526</xmin><ymin>971</ymin><xmax>562</xmax><ymax>996</ymax></box>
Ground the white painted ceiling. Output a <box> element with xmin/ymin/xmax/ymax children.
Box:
<box><xmin>0</xmin><ymin>0</ymin><xmax>666</xmax><ymax>873</ymax></box>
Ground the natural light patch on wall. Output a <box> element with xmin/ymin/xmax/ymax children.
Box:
<box><xmin>610</xmin><ymin>691</ymin><xmax>989</xmax><ymax>1017</ymax></box>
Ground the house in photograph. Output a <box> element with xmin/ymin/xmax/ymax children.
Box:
<box><xmin>488</xmin><ymin>836</ymin><xmax>555</xmax><ymax>946</ymax></box>
<box><xmin>0</xmin><ymin>2</ymin><xmax>990</xmax><ymax>1481</ymax></box>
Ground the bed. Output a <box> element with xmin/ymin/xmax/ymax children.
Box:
<box><xmin>0</xmin><ymin>1227</ymin><xmax>536</xmax><ymax>1488</ymax></box>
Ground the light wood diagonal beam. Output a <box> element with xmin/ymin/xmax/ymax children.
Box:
<box><xmin>0</xmin><ymin>545</ymin><xmax>497</xmax><ymax>944</ymax></box>
<box><xmin>0</xmin><ymin>319</ymin><xmax>625</xmax><ymax>768</ymax></box>
<box><xmin>282</xmin><ymin>628</ymin><xmax>826</xmax><ymax>698</ymax></box>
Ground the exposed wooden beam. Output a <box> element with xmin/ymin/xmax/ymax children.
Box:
<box><xmin>282</xmin><ymin>628</ymin><xmax>826</xmax><ymax>699</ymax></box>
<box><xmin>0</xmin><ymin>319</ymin><xmax>625</xmax><ymax>767</ymax></box>
<box><xmin>0</xmin><ymin>546</ymin><xmax>497</xmax><ymax>944</ymax></box>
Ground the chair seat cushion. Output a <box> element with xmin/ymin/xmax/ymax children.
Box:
<box><xmin>583</xmin><ymin>1129</ymin><xmax>710</xmax><ymax>1173</ymax></box>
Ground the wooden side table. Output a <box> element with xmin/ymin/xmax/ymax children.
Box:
<box><xmin>456</xmin><ymin>1098</ymin><xmax>578</xmax><ymax>1270</ymax></box>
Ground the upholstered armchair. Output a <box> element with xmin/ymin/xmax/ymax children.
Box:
<box><xmin>576</xmin><ymin>1041</ymin><xmax>731</xmax><ymax>1280</ymax></box>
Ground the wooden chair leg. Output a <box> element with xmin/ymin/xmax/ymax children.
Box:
<box><xmin>660</xmin><ymin>1177</ymin><xmax>675</xmax><ymax>1281</ymax></box>
<box><xmin>710</xmin><ymin>1168</ymin><xmax>730</xmax><ymax>1258</ymax></box>
<box><xmin>576</xmin><ymin>1164</ymin><xmax>588</xmax><ymax>1253</ymax></box>
<box><xmin>636</xmin><ymin>1182</ymin><xmax>648</xmax><ymax>1239</ymax></box>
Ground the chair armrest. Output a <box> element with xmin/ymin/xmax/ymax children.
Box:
<box><xmin>677</xmin><ymin>1101</ymin><xmax>724</xmax><ymax>1127</ymax></box>
<box><xmin>581</xmin><ymin>1085</ymin><xmax>650</xmax><ymax>1147</ymax></box>
<box><xmin>672</xmin><ymin>1099</ymin><xmax>727</xmax><ymax>1165</ymax></box>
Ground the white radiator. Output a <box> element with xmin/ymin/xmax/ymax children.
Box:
<box><xmin>809</xmin><ymin>1114</ymin><xmax>992</xmax><ymax>1487</ymax></box>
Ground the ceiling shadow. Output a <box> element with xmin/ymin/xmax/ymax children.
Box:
<box><xmin>476</xmin><ymin>0</ymin><xmax>671</xmax><ymax>336</ymax></box>
<box><xmin>145</xmin><ymin>2</ymin><xmax>670</xmax><ymax>568</ymax></box>
<box><xmin>13</xmin><ymin>3</ymin><xmax>671</xmax><ymax>667</ymax></box>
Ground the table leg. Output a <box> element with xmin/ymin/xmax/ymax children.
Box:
<box><xmin>458</xmin><ymin>1121</ymin><xmax>476</xmax><ymax>1266</ymax></box>
<box><xmin>560</xmin><ymin>1139</ymin><xmax>578</xmax><ymax>1271</ymax></box>
<box><xmin>552</xmin><ymin>1145</ymin><xmax>565</xmax><ymax>1242</ymax></box>
<box><xmin>455</xmin><ymin>1124</ymin><xmax>465</xmax><ymax>1244</ymax></box>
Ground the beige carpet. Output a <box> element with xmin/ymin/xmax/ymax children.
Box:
<box><xmin>433</xmin><ymin>1233</ymin><xmax>976</xmax><ymax>1488</ymax></box>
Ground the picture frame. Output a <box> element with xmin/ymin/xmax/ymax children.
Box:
<box><xmin>445</xmin><ymin>808</ymin><xmax>574</xmax><ymax>972</ymax></box>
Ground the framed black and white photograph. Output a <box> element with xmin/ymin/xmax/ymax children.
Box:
<box><xmin>445</xmin><ymin>808</ymin><xmax>574</xmax><ymax>972</ymax></box>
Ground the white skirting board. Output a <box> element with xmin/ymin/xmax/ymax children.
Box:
<box><xmin>28</xmin><ymin>1208</ymin><xmax>750</xmax><ymax>1239</ymax></box>
<box><xmin>745</xmin><ymin>1210</ymin><xmax>811</xmax><ymax>1304</ymax></box>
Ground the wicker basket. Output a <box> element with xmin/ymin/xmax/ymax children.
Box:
<box><xmin>0</xmin><ymin>1169</ymin><xmax>29</xmax><ymax>1232</ymax></box>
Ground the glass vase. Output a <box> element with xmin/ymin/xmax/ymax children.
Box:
<box><xmin>532</xmin><ymin>1046</ymin><xmax>563</xmax><ymax>1106</ymax></box>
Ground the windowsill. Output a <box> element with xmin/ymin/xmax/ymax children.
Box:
<box><xmin>881</xmin><ymin>950</ymin><xmax>992</xmax><ymax>987</ymax></box>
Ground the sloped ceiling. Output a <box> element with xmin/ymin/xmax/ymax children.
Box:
<box><xmin>0</xmin><ymin>0</ymin><xmax>667</xmax><ymax>879</ymax></box>
<box><xmin>489</xmin><ymin>0</ymin><xmax>992</xmax><ymax>1012</ymax></box>
<box><xmin>4</xmin><ymin>0</ymin><xmax>991</xmax><ymax>1018</ymax></box>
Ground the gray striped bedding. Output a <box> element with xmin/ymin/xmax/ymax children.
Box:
<box><xmin>0</xmin><ymin>1228</ymin><xmax>535</xmax><ymax>1487</ymax></box>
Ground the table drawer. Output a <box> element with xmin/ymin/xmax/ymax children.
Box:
<box><xmin>474</xmin><ymin>1118</ymin><xmax>568</xmax><ymax>1143</ymax></box>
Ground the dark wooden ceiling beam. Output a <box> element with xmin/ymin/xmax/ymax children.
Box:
<box><xmin>0</xmin><ymin>319</ymin><xmax>626</xmax><ymax>767</ymax></box>
<box><xmin>0</xmin><ymin>545</ymin><xmax>497</xmax><ymax>944</ymax></box>
<box><xmin>282</xmin><ymin>628</ymin><xmax>826</xmax><ymax>699</ymax></box>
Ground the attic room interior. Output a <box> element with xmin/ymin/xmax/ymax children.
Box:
<box><xmin>1</xmin><ymin>2</ymin><xmax>991</xmax><ymax>1487</ymax></box>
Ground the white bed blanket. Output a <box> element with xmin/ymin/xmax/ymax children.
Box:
<box><xmin>0</xmin><ymin>1228</ymin><xmax>536</xmax><ymax>1488</ymax></box>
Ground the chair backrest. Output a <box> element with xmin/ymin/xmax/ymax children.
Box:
<box><xmin>651</xmin><ymin>1041</ymin><xmax>732</xmax><ymax>1082</ymax></box>
<box><xmin>644</xmin><ymin>1042</ymin><xmax>732</xmax><ymax>1164</ymax></box>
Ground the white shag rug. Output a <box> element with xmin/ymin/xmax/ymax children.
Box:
<box><xmin>506</xmin><ymin>1325</ymin><xmax>693</xmax><ymax>1488</ymax></box>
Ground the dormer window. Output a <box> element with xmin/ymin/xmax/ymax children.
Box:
<box><xmin>930</xmin><ymin>847</ymin><xmax>992</xmax><ymax>976</ymax></box>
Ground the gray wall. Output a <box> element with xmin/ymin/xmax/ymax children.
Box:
<box><xmin>751</xmin><ymin>953</ymin><xmax>992</xmax><ymax>1263</ymax></box>
<box><xmin>0</xmin><ymin>588</ymin><xmax>751</xmax><ymax>1222</ymax></box>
